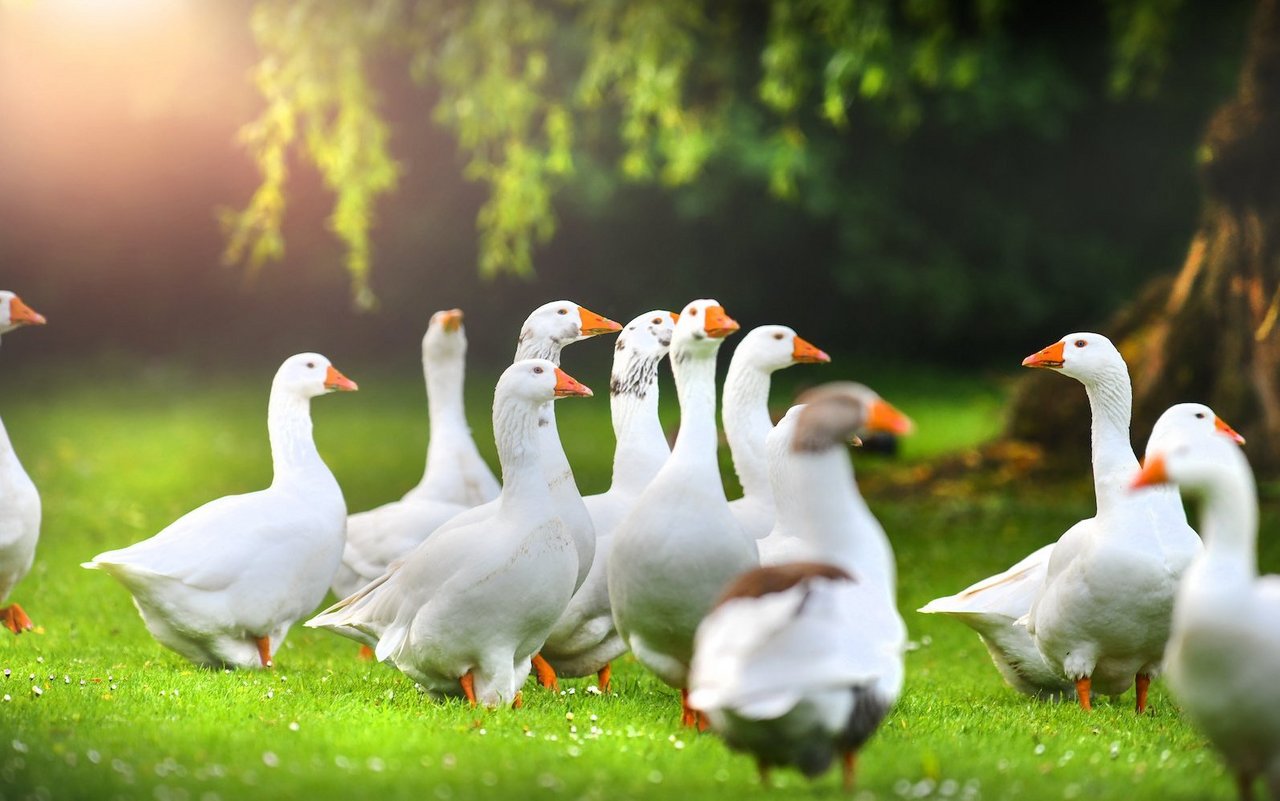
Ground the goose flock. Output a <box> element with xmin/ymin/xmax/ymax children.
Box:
<box><xmin>0</xmin><ymin>290</ymin><xmax>1276</xmax><ymax>797</ymax></box>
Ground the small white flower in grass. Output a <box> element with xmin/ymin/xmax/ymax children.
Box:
<box><xmin>646</xmin><ymin>770</ymin><xmax>663</xmax><ymax>784</ymax></box>
<box><xmin>266</xmin><ymin>690</ymin><xmax>274</xmax><ymax>699</ymax></box>
<box><xmin>261</xmin><ymin>752</ymin><xmax>278</xmax><ymax>768</ymax></box>
<box><xmin>567</xmin><ymin>687</ymin><xmax>576</xmax><ymax>694</ymax></box>
<box><xmin>1109</xmin><ymin>741</ymin><xmax>1121</xmax><ymax>760</ymax></box>
<box><xmin>894</xmin><ymin>779</ymin><xmax>912</xmax><ymax>796</ymax></box>
<box><xmin>12</xmin><ymin>740</ymin><xmax>27</xmax><ymax>753</ymax></box>
<box><xmin>586</xmin><ymin>685</ymin><xmax>601</xmax><ymax>695</ymax></box>
<box><xmin>1033</xmin><ymin>743</ymin><xmax>1046</xmax><ymax>755</ymax></box>
<box><xmin>673</xmin><ymin>740</ymin><xmax>685</xmax><ymax>750</ymax></box>
<box><xmin>288</xmin><ymin>722</ymin><xmax>299</xmax><ymax>732</ymax></box>
<box><xmin>79</xmin><ymin>680</ymin><xmax>86</xmax><ymax>686</ymax></box>
<box><xmin>27</xmin><ymin>674</ymin><xmax>34</xmax><ymax>681</ymax></box>
<box><xmin>478</xmin><ymin>729</ymin><xmax>487</xmax><ymax>736</ymax></box>
<box><xmin>939</xmin><ymin>779</ymin><xmax>959</xmax><ymax>796</ymax></box>
<box><xmin>31</xmin><ymin>685</ymin><xmax>42</xmax><ymax>697</ymax></box>
<box><xmin>36</xmin><ymin>656</ymin><xmax>43</xmax><ymax>664</ymax></box>
<box><xmin>441</xmin><ymin>753</ymin><xmax>456</xmax><ymax>769</ymax></box>
<box><xmin>565</xmin><ymin>711</ymin><xmax>574</xmax><ymax>721</ymax></box>
<box><xmin>110</xmin><ymin>684</ymin><xmax>117</xmax><ymax>691</ymax></box>
<box><xmin>87</xmin><ymin>750</ymin><xmax>101</xmax><ymax>764</ymax></box>
<box><xmin>63</xmin><ymin>676</ymin><xmax>70</xmax><ymax>684</ymax></box>
<box><xmin>913</xmin><ymin>779</ymin><xmax>936</xmax><ymax>797</ymax></box>
<box><xmin>367</xmin><ymin>757</ymin><xmax>385</xmax><ymax>772</ymax></box>
<box><xmin>1064</xmin><ymin>785</ymin><xmax>1082</xmax><ymax>799</ymax></box>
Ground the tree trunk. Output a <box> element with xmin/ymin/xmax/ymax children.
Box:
<box><xmin>1006</xmin><ymin>0</ymin><xmax>1280</xmax><ymax>473</ymax></box>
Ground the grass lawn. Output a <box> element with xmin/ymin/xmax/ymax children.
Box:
<box><xmin>0</xmin><ymin>356</ymin><xmax>1274</xmax><ymax>801</ymax></box>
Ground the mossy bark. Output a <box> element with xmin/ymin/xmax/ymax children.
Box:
<box><xmin>1007</xmin><ymin>0</ymin><xmax>1280</xmax><ymax>472</ymax></box>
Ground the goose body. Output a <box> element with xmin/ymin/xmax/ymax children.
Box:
<box><xmin>723</xmin><ymin>326</ymin><xmax>829</xmax><ymax>541</ymax></box>
<box><xmin>1018</xmin><ymin>334</ymin><xmax>1202</xmax><ymax>708</ymax></box>
<box><xmin>1134</xmin><ymin>427</ymin><xmax>1276</xmax><ymax>799</ymax></box>
<box><xmin>83</xmin><ymin>354</ymin><xmax>357</xmax><ymax>668</ymax></box>
<box><xmin>332</xmin><ymin>309</ymin><xmax>497</xmax><ymax>599</ymax></box>
<box><xmin>609</xmin><ymin>300</ymin><xmax>758</xmax><ymax>716</ymax></box>
<box><xmin>539</xmin><ymin>311</ymin><xmax>677</xmax><ymax>686</ymax></box>
<box><xmin>307</xmin><ymin>361</ymin><xmax>592</xmax><ymax>707</ymax></box>
<box><xmin>0</xmin><ymin>291</ymin><xmax>46</xmax><ymax>634</ymax></box>
<box><xmin>689</xmin><ymin>383</ymin><xmax>911</xmax><ymax>788</ymax></box>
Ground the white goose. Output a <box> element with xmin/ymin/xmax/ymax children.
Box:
<box><xmin>0</xmin><ymin>291</ymin><xmax>46</xmax><ymax>635</ymax></box>
<box><xmin>919</xmin><ymin>401</ymin><xmax>1242</xmax><ymax>700</ymax></box>
<box><xmin>537</xmin><ymin>310</ymin><xmax>678</xmax><ymax>692</ymax></box>
<box><xmin>1134</xmin><ymin>427</ymin><xmax>1278</xmax><ymax>801</ymax></box>
<box><xmin>608</xmin><ymin>298</ymin><xmax>758</xmax><ymax>727</ymax></box>
<box><xmin>1014</xmin><ymin>333</ymin><xmax>1203</xmax><ymax>711</ymax></box>
<box><xmin>307</xmin><ymin>360</ymin><xmax>593</xmax><ymax>707</ymax></box>
<box><xmin>758</xmin><ymin>387</ymin><xmax>914</xmax><ymax>568</ymax></box>
<box><xmin>689</xmin><ymin>383</ymin><xmax>910</xmax><ymax>790</ymax></box>
<box><xmin>83</xmin><ymin>353</ymin><xmax>357</xmax><ymax>668</ymax></box>
<box><xmin>331</xmin><ymin>308</ymin><xmax>497</xmax><ymax>599</ymax></box>
<box><xmin>723</xmin><ymin>325</ymin><xmax>830</xmax><ymax>541</ymax></box>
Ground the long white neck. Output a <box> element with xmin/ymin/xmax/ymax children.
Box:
<box><xmin>267</xmin><ymin>390</ymin><xmax>326</xmax><ymax>485</ymax></box>
<box><xmin>794</xmin><ymin>447</ymin><xmax>894</xmax><ymax>591</ymax></box>
<box><xmin>492</xmin><ymin>394</ymin><xmax>547</xmax><ymax>510</ymax></box>
<box><xmin>417</xmin><ymin>349</ymin><xmax>484</xmax><ymax>496</ymax></box>
<box><xmin>514</xmin><ymin>338</ymin><xmax>575</xmax><ymax>486</ymax></box>
<box><xmin>1189</xmin><ymin>470</ymin><xmax>1259</xmax><ymax>590</ymax></box>
<box><xmin>608</xmin><ymin>354</ymin><xmax>669</xmax><ymax>495</ymax></box>
<box><xmin>1082</xmin><ymin>366</ymin><xmax>1139</xmax><ymax>514</ymax></box>
<box><xmin>670</xmin><ymin>347</ymin><xmax>723</xmax><ymax>488</ymax></box>
<box><xmin>722</xmin><ymin>359</ymin><xmax>774</xmax><ymax>499</ymax></box>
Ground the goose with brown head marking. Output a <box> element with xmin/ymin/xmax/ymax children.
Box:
<box><xmin>1133</xmin><ymin>426</ymin><xmax>1278</xmax><ymax>801</ymax></box>
<box><xmin>331</xmin><ymin>309</ymin><xmax>498</xmax><ymax>600</ymax></box>
<box><xmin>688</xmin><ymin>382</ymin><xmax>908</xmax><ymax>791</ymax></box>
<box><xmin>608</xmin><ymin>299</ymin><xmax>758</xmax><ymax>726</ymax></box>
<box><xmin>537</xmin><ymin>310</ymin><xmax>678</xmax><ymax>691</ymax></box>
<box><xmin>723</xmin><ymin>325</ymin><xmax>830</xmax><ymax>541</ymax></box>
<box><xmin>84</xmin><ymin>353</ymin><xmax>357</xmax><ymax>668</ymax></box>
<box><xmin>0</xmin><ymin>292</ymin><xmax>45</xmax><ymax>634</ymax></box>
<box><xmin>307</xmin><ymin>360</ymin><xmax>592</xmax><ymax>707</ymax></box>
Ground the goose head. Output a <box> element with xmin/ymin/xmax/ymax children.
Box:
<box><xmin>611</xmin><ymin>310</ymin><xmax>678</xmax><ymax>396</ymax></box>
<box><xmin>518</xmin><ymin>301</ymin><xmax>621</xmax><ymax>358</ymax></box>
<box><xmin>1132</xmin><ymin>426</ymin><xmax>1251</xmax><ymax>496</ymax></box>
<box><xmin>733</xmin><ymin>325</ymin><xmax>830</xmax><ymax>372</ymax></box>
<box><xmin>423</xmin><ymin>308</ymin><xmax>467</xmax><ymax>360</ymax></box>
<box><xmin>274</xmin><ymin>353</ymin><xmax>359</xmax><ymax>399</ymax></box>
<box><xmin>499</xmin><ymin>359</ymin><xmax>593</xmax><ymax>406</ymax></box>
<box><xmin>0</xmin><ymin>291</ymin><xmax>47</xmax><ymax>335</ymax></box>
<box><xmin>672</xmin><ymin>298</ymin><xmax>739</xmax><ymax>359</ymax></box>
<box><xmin>1022</xmin><ymin>332</ymin><xmax>1126</xmax><ymax>385</ymax></box>
<box><xmin>792</xmin><ymin>382</ymin><xmax>914</xmax><ymax>452</ymax></box>
<box><xmin>1146</xmin><ymin>403</ymin><xmax>1245</xmax><ymax>460</ymax></box>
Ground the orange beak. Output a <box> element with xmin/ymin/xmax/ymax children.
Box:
<box><xmin>324</xmin><ymin>365</ymin><xmax>359</xmax><ymax>392</ymax></box>
<box><xmin>866</xmin><ymin>399</ymin><xmax>914</xmax><ymax>436</ymax></box>
<box><xmin>670</xmin><ymin>312</ymin><xmax>680</xmax><ymax>324</ymax></box>
<box><xmin>439</xmin><ymin>309</ymin><xmax>464</xmax><ymax>332</ymax></box>
<box><xmin>1022</xmin><ymin>341</ymin><xmax>1065</xmax><ymax>369</ymax></box>
<box><xmin>703</xmin><ymin>305</ymin><xmax>739</xmax><ymax>338</ymax></box>
<box><xmin>553</xmin><ymin>367</ymin><xmax>593</xmax><ymax>398</ymax></box>
<box><xmin>1131</xmin><ymin>454</ymin><xmax>1169</xmax><ymax>489</ymax></box>
<box><xmin>1215</xmin><ymin>416</ymin><xmax>1246</xmax><ymax>445</ymax></box>
<box><xmin>792</xmin><ymin>336</ymin><xmax>830</xmax><ymax>364</ymax></box>
<box><xmin>9</xmin><ymin>296</ymin><xmax>46</xmax><ymax>326</ymax></box>
<box><xmin>578</xmin><ymin>307</ymin><xmax>622</xmax><ymax>337</ymax></box>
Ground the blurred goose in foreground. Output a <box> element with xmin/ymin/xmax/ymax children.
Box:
<box><xmin>919</xmin><ymin>401</ymin><xmax>1242</xmax><ymax>700</ymax></box>
<box><xmin>332</xmin><ymin>309</ymin><xmax>497</xmax><ymax>600</ymax></box>
<box><xmin>537</xmin><ymin>311</ymin><xmax>677</xmax><ymax>692</ymax></box>
<box><xmin>307</xmin><ymin>361</ymin><xmax>593</xmax><ymax>707</ymax></box>
<box><xmin>689</xmin><ymin>383</ymin><xmax>910</xmax><ymax>790</ymax></box>
<box><xmin>609</xmin><ymin>299</ymin><xmax>757</xmax><ymax>727</ymax></box>
<box><xmin>83</xmin><ymin>354</ymin><xmax>357</xmax><ymax>668</ymax></box>
<box><xmin>0</xmin><ymin>291</ymin><xmax>46</xmax><ymax>634</ymax></box>
<box><xmin>723</xmin><ymin>325</ymin><xmax>831</xmax><ymax>541</ymax></box>
<box><xmin>1015</xmin><ymin>333</ymin><xmax>1203</xmax><ymax>712</ymax></box>
<box><xmin>1133</xmin><ymin>429</ymin><xmax>1277</xmax><ymax>801</ymax></box>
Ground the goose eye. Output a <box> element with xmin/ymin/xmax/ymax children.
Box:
<box><xmin>557</xmin><ymin>308</ymin><xmax>568</xmax><ymax>315</ymax></box>
<box><xmin>652</xmin><ymin>317</ymin><xmax>662</xmax><ymax>325</ymax></box>
<box><xmin>1074</xmin><ymin>339</ymin><xmax>1087</xmax><ymax>348</ymax></box>
<box><xmin>688</xmin><ymin>308</ymin><xmax>698</xmax><ymax>317</ymax></box>
<box><xmin>533</xmin><ymin>365</ymin><xmax>544</xmax><ymax>374</ymax></box>
<box><xmin>1195</xmin><ymin>412</ymin><xmax>1206</xmax><ymax>419</ymax></box>
<box><xmin>306</xmin><ymin>362</ymin><xmax>316</xmax><ymax>369</ymax></box>
<box><xmin>773</xmin><ymin>332</ymin><xmax>784</xmax><ymax>340</ymax></box>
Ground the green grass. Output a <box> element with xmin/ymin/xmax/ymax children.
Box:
<box><xmin>0</xmin><ymin>358</ymin><xmax>1273</xmax><ymax>801</ymax></box>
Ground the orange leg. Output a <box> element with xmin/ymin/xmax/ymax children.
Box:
<box><xmin>597</xmin><ymin>662</ymin><xmax>612</xmax><ymax>694</ymax></box>
<box><xmin>1135</xmin><ymin>673</ymin><xmax>1151</xmax><ymax>714</ymax></box>
<box><xmin>842</xmin><ymin>751</ymin><xmax>858</xmax><ymax>792</ymax></box>
<box><xmin>1</xmin><ymin>604</ymin><xmax>32</xmax><ymax>635</ymax></box>
<box><xmin>459</xmin><ymin>670</ymin><xmax>477</xmax><ymax>708</ymax></box>
<box><xmin>255</xmin><ymin>636</ymin><xmax>273</xmax><ymax>668</ymax></box>
<box><xmin>680</xmin><ymin>688</ymin><xmax>697</xmax><ymax>728</ymax></box>
<box><xmin>696</xmin><ymin>710</ymin><xmax>711</xmax><ymax>733</ymax></box>
<box><xmin>1075</xmin><ymin>677</ymin><xmax>1092</xmax><ymax>711</ymax></box>
<box><xmin>512</xmin><ymin>691</ymin><xmax>524</xmax><ymax>710</ymax></box>
<box><xmin>531</xmin><ymin>653</ymin><xmax>559</xmax><ymax>690</ymax></box>
<box><xmin>357</xmin><ymin>644</ymin><xmax>374</xmax><ymax>661</ymax></box>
